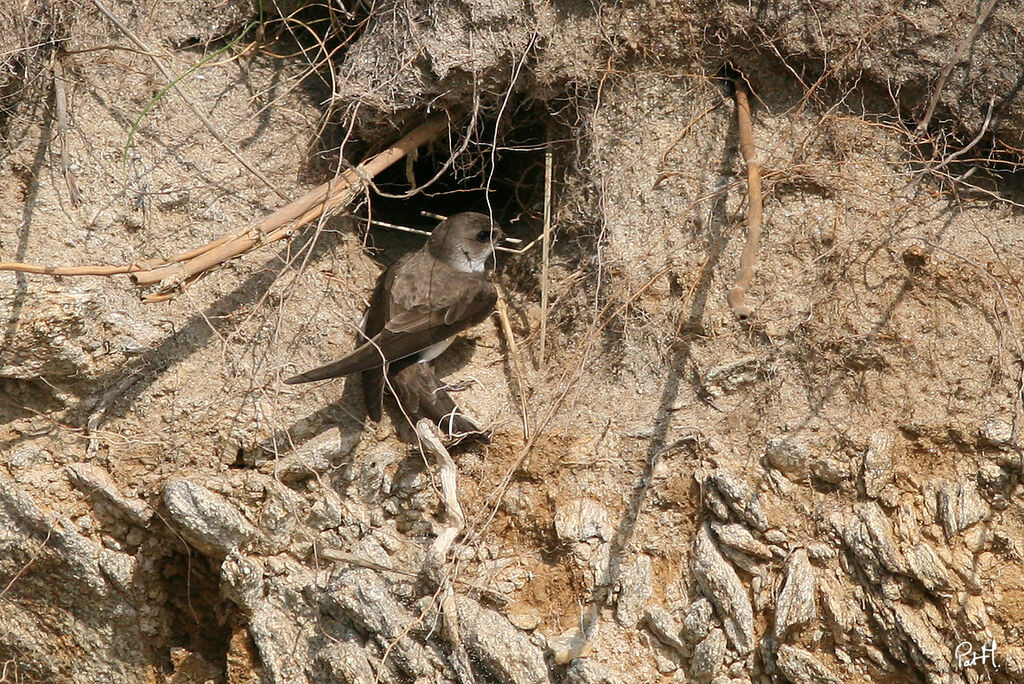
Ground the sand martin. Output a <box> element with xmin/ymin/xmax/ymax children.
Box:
<box><xmin>285</xmin><ymin>212</ymin><xmax>504</xmax><ymax>430</ymax></box>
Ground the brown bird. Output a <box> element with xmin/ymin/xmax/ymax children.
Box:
<box><xmin>285</xmin><ymin>212</ymin><xmax>504</xmax><ymax>433</ymax></box>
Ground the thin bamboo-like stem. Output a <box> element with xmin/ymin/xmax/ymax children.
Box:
<box><xmin>495</xmin><ymin>285</ymin><xmax>531</xmax><ymax>441</ymax></box>
<box><xmin>539</xmin><ymin>141</ymin><xmax>553</xmax><ymax>365</ymax></box>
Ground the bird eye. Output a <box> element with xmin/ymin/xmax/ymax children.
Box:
<box><xmin>476</xmin><ymin>229</ymin><xmax>491</xmax><ymax>242</ymax></box>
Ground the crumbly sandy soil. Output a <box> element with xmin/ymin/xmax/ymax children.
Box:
<box><xmin>2</xmin><ymin>0</ymin><xmax>1024</xmax><ymax>682</ymax></box>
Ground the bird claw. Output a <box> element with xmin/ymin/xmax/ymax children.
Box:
<box><xmin>441</xmin><ymin>380</ymin><xmax>474</xmax><ymax>393</ymax></box>
<box><xmin>437</xmin><ymin>412</ymin><xmax>491</xmax><ymax>444</ymax></box>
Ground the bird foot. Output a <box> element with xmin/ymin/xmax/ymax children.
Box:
<box><xmin>438</xmin><ymin>412</ymin><xmax>491</xmax><ymax>444</ymax></box>
<box><xmin>440</xmin><ymin>380</ymin><xmax>475</xmax><ymax>393</ymax></box>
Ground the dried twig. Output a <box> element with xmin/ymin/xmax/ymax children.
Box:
<box><xmin>415</xmin><ymin>419</ymin><xmax>477</xmax><ymax>684</ymax></box>
<box><xmin>0</xmin><ymin>529</ymin><xmax>52</xmax><ymax>603</ymax></box>
<box><xmin>726</xmin><ymin>71</ymin><xmax>763</xmax><ymax>320</ymax></box>
<box><xmin>418</xmin><ymin>419</ymin><xmax>465</xmax><ymax>574</ymax></box>
<box><xmin>494</xmin><ymin>284</ymin><xmax>531</xmax><ymax>441</ymax></box>
<box><xmin>365</xmin><ymin>215</ymin><xmax>524</xmax><ymax>252</ymax></box>
<box><xmin>920</xmin><ymin>96</ymin><xmax>996</xmax><ymax>178</ymax></box>
<box><xmin>134</xmin><ymin>114</ymin><xmax>446</xmax><ymax>295</ymax></box>
<box><xmin>0</xmin><ymin>116</ymin><xmax>450</xmax><ymax>298</ymax></box>
<box><xmin>439</xmin><ymin>583</ymin><xmax>476</xmax><ymax>684</ymax></box>
<box><xmin>916</xmin><ymin>0</ymin><xmax>999</xmax><ymax>133</ymax></box>
<box><xmin>539</xmin><ymin>141</ymin><xmax>553</xmax><ymax>366</ymax></box>
<box><xmin>363</xmin><ymin>218</ymin><xmax>433</xmax><ymax>238</ymax></box>
<box><xmin>52</xmin><ymin>56</ymin><xmax>81</xmax><ymax>207</ymax></box>
<box><xmin>0</xmin><ymin>261</ymin><xmax>146</xmax><ymax>277</ymax></box>
<box><xmin>316</xmin><ymin>548</ymin><xmax>414</xmax><ymax>576</ymax></box>
<box><xmin>315</xmin><ymin>547</ymin><xmax>505</xmax><ymax>605</ymax></box>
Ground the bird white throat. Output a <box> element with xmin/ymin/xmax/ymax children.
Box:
<box><xmin>451</xmin><ymin>246</ymin><xmax>492</xmax><ymax>273</ymax></box>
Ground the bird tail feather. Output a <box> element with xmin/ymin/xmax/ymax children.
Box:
<box><xmin>283</xmin><ymin>343</ymin><xmax>387</xmax><ymax>384</ymax></box>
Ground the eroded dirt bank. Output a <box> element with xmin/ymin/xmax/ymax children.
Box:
<box><xmin>2</xmin><ymin>0</ymin><xmax>1024</xmax><ymax>682</ymax></box>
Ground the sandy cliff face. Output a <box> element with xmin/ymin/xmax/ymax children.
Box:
<box><xmin>2</xmin><ymin>0</ymin><xmax>1024</xmax><ymax>682</ymax></box>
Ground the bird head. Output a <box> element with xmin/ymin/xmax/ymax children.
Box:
<box><xmin>427</xmin><ymin>212</ymin><xmax>506</xmax><ymax>273</ymax></box>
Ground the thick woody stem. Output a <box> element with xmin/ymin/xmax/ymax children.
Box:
<box><xmin>726</xmin><ymin>74</ymin><xmax>763</xmax><ymax>320</ymax></box>
<box><xmin>0</xmin><ymin>116</ymin><xmax>450</xmax><ymax>296</ymax></box>
<box><xmin>133</xmin><ymin>115</ymin><xmax>449</xmax><ymax>294</ymax></box>
<box><xmin>413</xmin><ymin>418</ymin><xmax>476</xmax><ymax>683</ymax></box>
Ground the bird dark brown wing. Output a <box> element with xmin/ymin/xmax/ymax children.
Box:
<box><xmin>283</xmin><ymin>252</ymin><xmax>497</xmax><ymax>385</ymax></box>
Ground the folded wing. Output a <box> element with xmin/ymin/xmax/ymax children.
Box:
<box><xmin>284</xmin><ymin>265</ymin><xmax>496</xmax><ymax>385</ymax></box>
